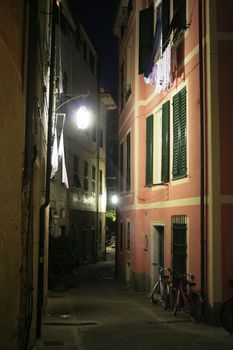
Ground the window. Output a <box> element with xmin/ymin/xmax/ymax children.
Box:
<box><xmin>161</xmin><ymin>101</ymin><xmax>170</xmax><ymax>182</ymax></box>
<box><xmin>139</xmin><ymin>6</ymin><xmax>154</xmax><ymax>74</ymax></box>
<box><xmin>162</xmin><ymin>0</ymin><xmax>187</xmax><ymax>51</ymax></box>
<box><xmin>152</xmin><ymin>102</ymin><xmax>170</xmax><ymax>185</ymax></box>
<box><xmin>99</xmin><ymin>169</ymin><xmax>103</xmax><ymax>195</ymax></box>
<box><xmin>172</xmin><ymin>87</ymin><xmax>187</xmax><ymax>179</ymax></box>
<box><xmin>162</xmin><ymin>0</ymin><xmax>170</xmax><ymax>51</ymax></box>
<box><xmin>126</xmin><ymin>46</ymin><xmax>132</xmax><ymax>101</ymax></box>
<box><xmin>91</xmin><ymin>166</ymin><xmax>96</xmax><ymax>193</ymax></box>
<box><xmin>171</xmin><ymin>216</ymin><xmax>187</xmax><ymax>277</ymax></box>
<box><xmin>126</xmin><ymin>132</ymin><xmax>131</xmax><ymax>192</ymax></box>
<box><xmin>172</xmin><ymin>0</ymin><xmax>187</xmax><ymax>40</ymax></box>
<box><xmin>153</xmin><ymin>111</ymin><xmax>162</xmax><ymax>184</ymax></box>
<box><xmin>146</xmin><ymin>115</ymin><xmax>153</xmax><ymax>186</ymax></box>
<box><xmin>73</xmin><ymin>155</ymin><xmax>81</xmax><ymax>188</ymax></box>
<box><xmin>120</xmin><ymin>142</ymin><xmax>124</xmax><ymax>192</ymax></box>
<box><xmin>126</xmin><ymin>221</ymin><xmax>131</xmax><ymax>250</ymax></box>
<box><xmin>83</xmin><ymin>161</ymin><xmax>88</xmax><ymax>191</ymax></box>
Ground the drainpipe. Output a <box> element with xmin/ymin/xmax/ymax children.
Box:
<box><xmin>36</xmin><ymin>0</ymin><xmax>57</xmax><ymax>338</ymax></box>
<box><xmin>23</xmin><ymin>0</ymin><xmax>38</xmax><ymax>186</ymax></box>
<box><xmin>95</xmin><ymin>76</ymin><xmax>100</xmax><ymax>263</ymax></box>
<box><xmin>198</xmin><ymin>0</ymin><xmax>205</xmax><ymax>296</ymax></box>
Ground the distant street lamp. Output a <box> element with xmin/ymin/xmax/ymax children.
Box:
<box><xmin>111</xmin><ymin>194</ymin><xmax>119</xmax><ymax>205</ymax></box>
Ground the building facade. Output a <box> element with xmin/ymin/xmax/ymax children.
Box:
<box><xmin>114</xmin><ymin>0</ymin><xmax>233</xmax><ymax>322</ymax></box>
<box><xmin>50</xmin><ymin>0</ymin><xmax>108</xmax><ymax>265</ymax></box>
<box><xmin>0</xmin><ymin>0</ymin><xmax>55</xmax><ymax>348</ymax></box>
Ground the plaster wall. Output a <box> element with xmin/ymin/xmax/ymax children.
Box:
<box><xmin>0</xmin><ymin>17</ymin><xmax>25</xmax><ymax>350</ymax></box>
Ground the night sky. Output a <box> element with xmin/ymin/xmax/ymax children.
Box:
<box><xmin>70</xmin><ymin>0</ymin><xmax>118</xmax><ymax>101</ymax></box>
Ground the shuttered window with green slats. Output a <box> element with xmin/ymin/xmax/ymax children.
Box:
<box><xmin>172</xmin><ymin>87</ymin><xmax>187</xmax><ymax>179</ymax></box>
<box><xmin>162</xmin><ymin>0</ymin><xmax>170</xmax><ymax>52</ymax></box>
<box><xmin>161</xmin><ymin>101</ymin><xmax>170</xmax><ymax>182</ymax></box>
<box><xmin>139</xmin><ymin>6</ymin><xmax>154</xmax><ymax>74</ymax></box>
<box><xmin>146</xmin><ymin>115</ymin><xmax>154</xmax><ymax>186</ymax></box>
<box><xmin>126</xmin><ymin>132</ymin><xmax>131</xmax><ymax>192</ymax></box>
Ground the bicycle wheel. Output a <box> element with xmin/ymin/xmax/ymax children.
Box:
<box><xmin>221</xmin><ymin>298</ymin><xmax>233</xmax><ymax>335</ymax></box>
<box><xmin>151</xmin><ymin>282</ymin><xmax>169</xmax><ymax>310</ymax></box>
<box><xmin>151</xmin><ymin>282</ymin><xmax>160</xmax><ymax>305</ymax></box>
<box><xmin>173</xmin><ymin>289</ymin><xmax>180</xmax><ymax>316</ymax></box>
<box><xmin>190</xmin><ymin>292</ymin><xmax>203</xmax><ymax>323</ymax></box>
<box><xmin>160</xmin><ymin>284</ymin><xmax>169</xmax><ymax>310</ymax></box>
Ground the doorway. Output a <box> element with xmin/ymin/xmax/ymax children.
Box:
<box><xmin>151</xmin><ymin>225</ymin><xmax>165</xmax><ymax>287</ymax></box>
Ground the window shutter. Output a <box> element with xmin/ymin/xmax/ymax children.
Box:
<box><xmin>172</xmin><ymin>223</ymin><xmax>187</xmax><ymax>276</ymax></box>
<box><xmin>172</xmin><ymin>93</ymin><xmax>180</xmax><ymax>178</ymax></box>
<box><xmin>161</xmin><ymin>101</ymin><xmax>170</xmax><ymax>182</ymax></box>
<box><xmin>162</xmin><ymin>0</ymin><xmax>170</xmax><ymax>51</ymax></box>
<box><xmin>179</xmin><ymin>87</ymin><xmax>187</xmax><ymax>176</ymax></box>
<box><xmin>146</xmin><ymin>115</ymin><xmax>153</xmax><ymax>185</ymax></box>
<box><xmin>139</xmin><ymin>6</ymin><xmax>154</xmax><ymax>74</ymax></box>
<box><xmin>172</xmin><ymin>87</ymin><xmax>187</xmax><ymax>179</ymax></box>
<box><xmin>126</xmin><ymin>132</ymin><xmax>131</xmax><ymax>191</ymax></box>
<box><xmin>172</xmin><ymin>0</ymin><xmax>186</xmax><ymax>39</ymax></box>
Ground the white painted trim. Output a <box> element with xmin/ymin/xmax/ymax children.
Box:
<box><xmin>120</xmin><ymin>196</ymin><xmax>201</xmax><ymax>212</ymax></box>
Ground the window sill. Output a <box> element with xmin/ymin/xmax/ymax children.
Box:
<box><xmin>144</xmin><ymin>182</ymin><xmax>168</xmax><ymax>188</ymax></box>
<box><xmin>171</xmin><ymin>175</ymin><xmax>189</xmax><ymax>186</ymax></box>
<box><xmin>172</xmin><ymin>174</ymin><xmax>187</xmax><ymax>181</ymax></box>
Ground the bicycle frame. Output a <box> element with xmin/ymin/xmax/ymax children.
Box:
<box><xmin>151</xmin><ymin>265</ymin><xmax>171</xmax><ymax>310</ymax></box>
<box><xmin>173</xmin><ymin>271</ymin><xmax>203</xmax><ymax>323</ymax></box>
<box><xmin>177</xmin><ymin>277</ymin><xmax>195</xmax><ymax>311</ymax></box>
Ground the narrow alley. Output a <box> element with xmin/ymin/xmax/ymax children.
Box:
<box><xmin>37</xmin><ymin>250</ymin><xmax>233</xmax><ymax>350</ymax></box>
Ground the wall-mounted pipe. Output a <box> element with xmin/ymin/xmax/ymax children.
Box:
<box><xmin>198</xmin><ymin>0</ymin><xmax>205</xmax><ymax>296</ymax></box>
<box><xmin>36</xmin><ymin>0</ymin><xmax>57</xmax><ymax>338</ymax></box>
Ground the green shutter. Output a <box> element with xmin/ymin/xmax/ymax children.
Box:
<box><xmin>173</xmin><ymin>0</ymin><xmax>186</xmax><ymax>39</ymax></box>
<box><xmin>146</xmin><ymin>115</ymin><xmax>153</xmax><ymax>185</ymax></box>
<box><xmin>126</xmin><ymin>132</ymin><xmax>131</xmax><ymax>191</ymax></box>
<box><xmin>120</xmin><ymin>142</ymin><xmax>124</xmax><ymax>191</ymax></box>
<box><xmin>139</xmin><ymin>6</ymin><xmax>154</xmax><ymax>74</ymax></box>
<box><xmin>161</xmin><ymin>101</ymin><xmax>170</xmax><ymax>182</ymax></box>
<box><xmin>179</xmin><ymin>87</ymin><xmax>187</xmax><ymax>176</ymax></box>
<box><xmin>172</xmin><ymin>93</ymin><xmax>180</xmax><ymax>178</ymax></box>
<box><xmin>172</xmin><ymin>87</ymin><xmax>187</xmax><ymax>179</ymax></box>
<box><xmin>162</xmin><ymin>0</ymin><xmax>170</xmax><ymax>51</ymax></box>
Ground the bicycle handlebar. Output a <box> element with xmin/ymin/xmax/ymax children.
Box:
<box><xmin>168</xmin><ymin>268</ymin><xmax>195</xmax><ymax>281</ymax></box>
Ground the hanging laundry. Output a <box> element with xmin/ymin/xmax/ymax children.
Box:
<box><xmin>144</xmin><ymin>64</ymin><xmax>157</xmax><ymax>85</ymax></box>
<box><xmin>58</xmin><ymin>130</ymin><xmax>69</xmax><ymax>188</ymax></box>
<box><xmin>61</xmin><ymin>149</ymin><xmax>69</xmax><ymax>189</ymax></box>
<box><xmin>51</xmin><ymin>130</ymin><xmax>58</xmax><ymax>178</ymax></box>
<box><xmin>162</xmin><ymin>42</ymin><xmax>172</xmax><ymax>91</ymax></box>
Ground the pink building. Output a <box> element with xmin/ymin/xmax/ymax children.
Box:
<box><xmin>114</xmin><ymin>0</ymin><xmax>233</xmax><ymax>322</ymax></box>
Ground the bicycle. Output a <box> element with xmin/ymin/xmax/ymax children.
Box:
<box><xmin>173</xmin><ymin>270</ymin><xmax>203</xmax><ymax>323</ymax></box>
<box><xmin>151</xmin><ymin>264</ymin><xmax>171</xmax><ymax>310</ymax></box>
<box><xmin>220</xmin><ymin>279</ymin><xmax>233</xmax><ymax>335</ymax></box>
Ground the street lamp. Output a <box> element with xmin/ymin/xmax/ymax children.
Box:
<box><xmin>75</xmin><ymin>106</ymin><xmax>91</xmax><ymax>130</ymax></box>
<box><xmin>55</xmin><ymin>92</ymin><xmax>91</xmax><ymax>130</ymax></box>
